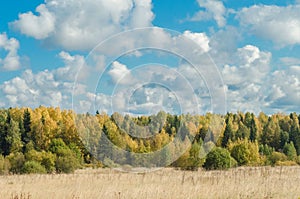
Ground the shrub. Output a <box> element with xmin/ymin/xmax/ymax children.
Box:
<box><xmin>204</xmin><ymin>147</ymin><xmax>233</xmax><ymax>170</ymax></box>
<box><xmin>25</xmin><ymin>150</ymin><xmax>56</xmax><ymax>173</ymax></box>
<box><xmin>41</xmin><ymin>152</ymin><xmax>56</xmax><ymax>173</ymax></box>
<box><xmin>275</xmin><ymin>160</ymin><xmax>297</xmax><ymax>166</ymax></box>
<box><xmin>268</xmin><ymin>152</ymin><xmax>287</xmax><ymax>166</ymax></box>
<box><xmin>22</xmin><ymin>161</ymin><xmax>47</xmax><ymax>174</ymax></box>
<box><xmin>172</xmin><ymin>141</ymin><xmax>205</xmax><ymax>171</ymax></box>
<box><xmin>230</xmin><ymin>156</ymin><xmax>238</xmax><ymax>168</ymax></box>
<box><xmin>49</xmin><ymin>138</ymin><xmax>82</xmax><ymax>173</ymax></box>
<box><xmin>228</xmin><ymin>139</ymin><xmax>260</xmax><ymax>166</ymax></box>
<box><xmin>296</xmin><ymin>156</ymin><xmax>300</xmax><ymax>165</ymax></box>
<box><xmin>55</xmin><ymin>155</ymin><xmax>79</xmax><ymax>174</ymax></box>
<box><xmin>0</xmin><ymin>155</ymin><xmax>10</xmax><ymax>175</ymax></box>
<box><xmin>7</xmin><ymin>152</ymin><xmax>25</xmax><ymax>174</ymax></box>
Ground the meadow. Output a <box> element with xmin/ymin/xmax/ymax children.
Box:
<box><xmin>1</xmin><ymin>166</ymin><xmax>300</xmax><ymax>199</ymax></box>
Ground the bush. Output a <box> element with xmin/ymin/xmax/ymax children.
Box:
<box><xmin>172</xmin><ymin>141</ymin><xmax>205</xmax><ymax>171</ymax></box>
<box><xmin>296</xmin><ymin>156</ymin><xmax>300</xmax><ymax>165</ymax></box>
<box><xmin>49</xmin><ymin>138</ymin><xmax>82</xmax><ymax>173</ymax></box>
<box><xmin>0</xmin><ymin>155</ymin><xmax>10</xmax><ymax>175</ymax></box>
<box><xmin>55</xmin><ymin>155</ymin><xmax>79</xmax><ymax>174</ymax></box>
<box><xmin>230</xmin><ymin>156</ymin><xmax>238</xmax><ymax>168</ymax></box>
<box><xmin>25</xmin><ymin>150</ymin><xmax>56</xmax><ymax>173</ymax></box>
<box><xmin>7</xmin><ymin>152</ymin><xmax>25</xmax><ymax>174</ymax></box>
<box><xmin>228</xmin><ymin>139</ymin><xmax>260</xmax><ymax>166</ymax></box>
<box><xmin>204</xmin><ymin>147</ymin><xmax>233</xmax><ymax>170</ymax></box>
<box><xmin>22</xmin><ymin>161</ymin><xmax>47</xmax><ymax>174</ymax></box>
<box><xmin>41</xmin><ymin>152</ymin><xmax>56</xmax><ymax>173</ymax></box>
<box><xmin>275</xmin><ymin>160</ymin><xmax>297</xmax><ymax>166</ymax></box>
<box><xmin>268</xmin><ymin>152</ymin><xmax>287</xmax><ymax>166</ymax></box>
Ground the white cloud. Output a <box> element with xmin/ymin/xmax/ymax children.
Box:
<box><xmin>0</xmin><ymin>52</ymin><xmax>86</xmax><ymax>109</ymax></box>
<box><xmin>0</xmin><ymin>33</ymin><xmax>21</xmax><ymax>71</ymax></box>
<box><xmin>54</xmin><ymin>51</ymin><xmax>86</xmax><ymax>81</ymax></box>
<box><xmin>237</xmin><ymin>4</ymin><xmax>300</xmax><ymax>47</ymax></box>
<box><xmin>108</xmin><ymin>61</ymin><xmax>133</xmax><ymax>85</ymax></box>
<box><xmin>129</xmin><ymin>0</ymin><xmax>154</xmax><ymax>27</ymax></box>
<box><xmin>190</xmin><ymin>0</ymin><xmax>226</xmax><ymax>27</ymax></box>
<box><xmin>183</xmin><ymin>31</ymin><xmax>210</xmax><ymax>53</ymax></box>
<box><xmin>127</xmin><ymin>85</ymin><xmax>180</xmax><ymax>115</ymax></box>
<box><xmin>266</xmin><ymin>66</ymin><xmax>300</xmax><ymax>111</ymax></box>
<box><xmin>280</xmin><ymin>57</ymin><xmax>300</xmax><ymax>66</ymax></box>
<box><xmin>222</xmin><ymin>45</ymin><xmax>271</xmax><ymax>85</ymax></box>
<box><xmin>209</xmin><ymin>26</ymin><xmax>241</xmax><ymax>66</ymax></box>
<box><xmin>11</xmin><ymin>0</ymin><xmax>154</xmax><ymax>50</ymax></box>
<box><xmin>219</xmin><ymin>45</ymin><xmax>272</xmax><ymax>113</ymax></box>
<box><xmin>12</xmin><ymin>4</ymin><xmax>55</xmax><ymax>39</ymax></box>
<box><xmin>225</xmin><ymin>83</ymin><xmax>266</xmax><ymax>114</ymax></box>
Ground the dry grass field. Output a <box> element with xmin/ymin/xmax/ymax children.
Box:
<box><xmin>1</xmin><ymin>166</ymin><xmax>300</xmax><ymax>199</ymax></box>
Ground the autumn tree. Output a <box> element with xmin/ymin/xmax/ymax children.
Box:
<box><xmin>228</xmin><ymin>139</ymin><xmax>260</xmax><ymax>166</ymax></box>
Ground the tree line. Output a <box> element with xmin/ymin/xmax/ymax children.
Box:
<box><xmin>0</xmin><ymin>106</ymin><xmax>300</xmax><ymax>174</ymax></box>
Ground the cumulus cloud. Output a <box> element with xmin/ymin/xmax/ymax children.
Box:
<box><xmin>219</xmin><ymin>45</ymin><xmax>272</xmax><ymax>113</ymax></box>
<box><xmin>182</xmin><ymin>31</ymin><xmax>210</xmax><ymax>53</ymax></box>
<box><xmin>0</xmin><ymin>52</ymin><xmax>86</xmax><ymax>108</ymax></box>
<box><xmin>11</xmin><ymin>0</ymin><xmax>154</xmax><ymax>50</ymax></box>
<box><xmin>0</xmin><ymin>33</ymin><xmax>21</xmax><ymax>71</ymax></box>
<box><xmin>266</xmin><ymin>66</ymin><xmax>300</xmax><ymax>112</ymax></box>
<box><xmin>222</xmin><ymin>45</ymin><xmax>271</xmax><ymax>85</ymax></box>
<box><xmin>54</xmin><ymin>51</ymin><xmax>86</xmax><ymax>82</ymax></box>
<box><xmin>209</xmin><ymin>26</ymin><xmax>241</xmax><ymax>66</ymax></box>
<box><xmin>1</xmin><ymin>70</ymin><xmax>63</xmax><ymax>107</ymax></box>
<box><xmin>12</xmin><ymin>4</ymin><xmax>55</xmax><ymax>39</ymax></box>
<box><xmin>108</xmin><ymin>61</ymin><xmax>133</xmax><ymax>85</ymax></box>
<box><xmin>190</xmin><ymin>0</ymin><xmax>226</xmax><ymax>27</ymax></box>
<box><xmin>237</xmin><ymin>4</ymin><xmax>300</xmax><ymax>47</ymax></box>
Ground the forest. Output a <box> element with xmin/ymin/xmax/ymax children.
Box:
<box><xmin>0</xmin><ymin>106</ymin><xmax>300</xmax><ymax>174</ymax></box>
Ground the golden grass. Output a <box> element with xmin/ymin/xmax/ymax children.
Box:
<box><xmin>1</xmin><ymin>166</ymin><xmax>300</xmax><ymax>199</ymax></box>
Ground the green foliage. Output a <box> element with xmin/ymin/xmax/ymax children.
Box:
<box><xmin>7</xmin><ymin>152</ymin><xmax>25</xmax><ymax>174</ymax></box>
<box><xmin>261</xmin><ymin>117</ymin><xmax>281</xmax><ymax>150</ymax></box>
<box><xmin>0</xmin><ymin>155</ymin><xmax>10</xmax><ymax>175</ymax></box>
<box><xmin>187</xmin><ymin>140</ymin><xmax>205</xmax><ymax>170</ymax></box>
<box><xmin>172</xmin><ymin>140</ymin><xmax>205</xmax><ymax>171</ymax></box>
<box><xmin>1</xmin><ymin>107</ymin><xmax>300</xmax><ymax>174</ymax></box>
<box><xmin>268</xmin><ymin>152</ymin><xmax>287</xmax><ymax>166</ymax></box>
<box><xmin>259</xmin><ymin>144</ymin><xmax>274</xmax><ymax>156</ymax></box>
<box><xmin>25</xmin><ymin>149</ymin><xmax>56</xmax><ymax>173</ymax></box>
<box><xmin>228</xmin><ymin>139</ymin><xmax>260</xmax><ymax>166</ymax></box>
<box><xmin>49</xmin><ymin>138</ymin><xmax>68</xmax><ymax>155</ymax></box>
<box><xmin>49</xmin><ymin>138</ymin><xmax>81</xmax><ymax>173</ymax></box>
<box><xmin>204</xmin><ymin>147</ymin><xmax>233</xmax><ymax>170</ymax></box>
<box><xmin>22</xmin><ymin>109</ymin><xmax>31</xmax><ymax>147</ymax></box>
<box><xmin>289</xmin><ymin>113</ymin><xmax>300</xmax><ymax>155</ymax></box>
<box><xmin>55</xmin><ymin>154</ymin><xmax>80</xmax><ymax>174</ymax></box>
<box><xmin>221</xmin><ymin>114</ymin><xmax>233</xmax><ymax>147</ymax></box>
<box><xmin>283</xmin><ymin>142</ymin><xmax>297</xmax><ymax>161</ymax></box>
<box><xmin>22</xmin><ymin>161</ymin><xmax>47</xmax><ymax>174</ymax></box>
<box><xmin>6</xmin><ymin>119</ymin><xmax>23</xmax><ymax>153</ymax></box>
<box><xmin>236</xmin><ymin>122</ymin><xmax>250</xmax><ymax>140</ymax></box>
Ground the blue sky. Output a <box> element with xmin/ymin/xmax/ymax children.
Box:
<box><xmin>0</xmin><ymin>0</ymin><xmax>300</xmax><ymax>115</ymax></box>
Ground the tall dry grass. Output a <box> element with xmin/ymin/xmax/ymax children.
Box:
<box><xmin>0</xmin><ymin>166</ymin><xmax>300</xmax><ymax>199</ymax></box>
